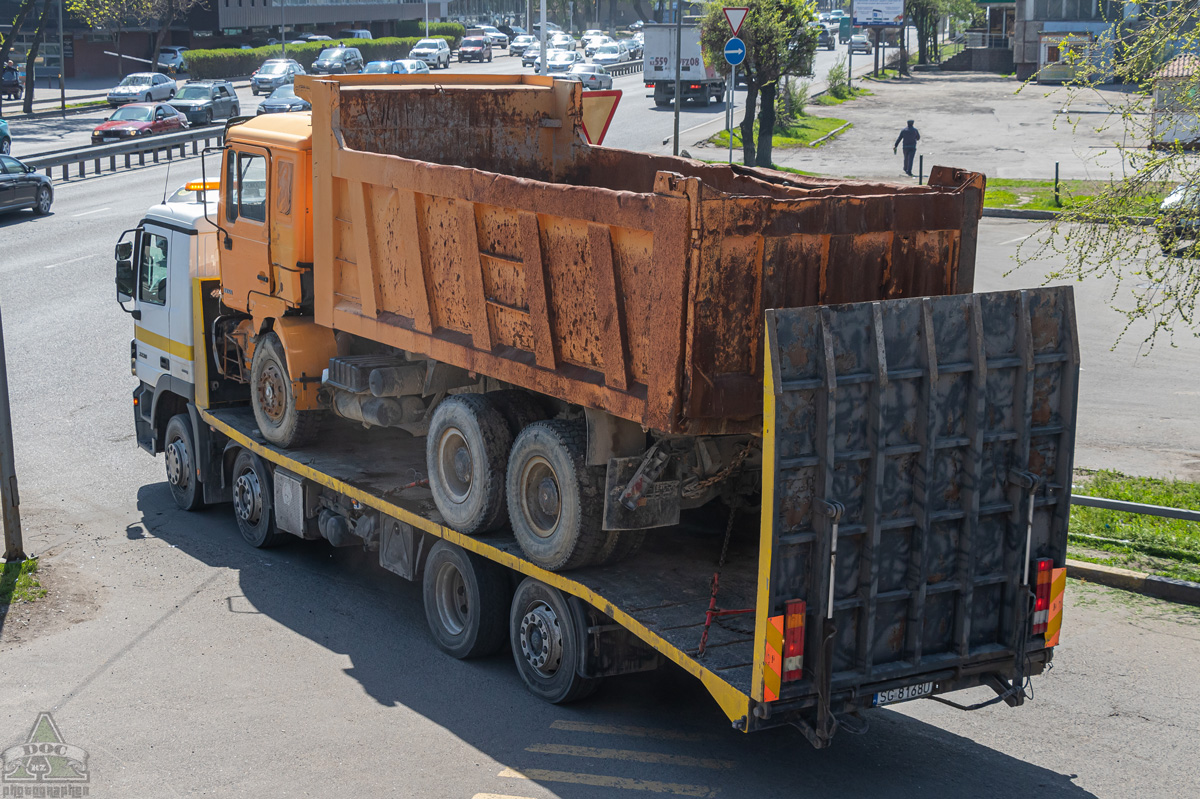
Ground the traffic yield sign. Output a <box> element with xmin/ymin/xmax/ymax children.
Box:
<box><xmin>723</xmin><ymin>7</ymin><xmax>749</xmax><ymax>36</ymax></box>
<box><xmin>724</xmin><ymin>37</ymin><xmax>746</xmax><ymax>66</ymax></box>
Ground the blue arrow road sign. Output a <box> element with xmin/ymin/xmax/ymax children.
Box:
<box><xmin>724</xmin><ymin>37</ymin><xmax>746</xmax><ymax>66</ymax></box>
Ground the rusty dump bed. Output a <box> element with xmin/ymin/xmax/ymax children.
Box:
<box><xmin>298</xmin><ymin>74</ymin><xmax>985</xmax><ymax>435</ymax></box>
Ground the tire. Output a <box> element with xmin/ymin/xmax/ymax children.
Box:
<box><xmin>251</xmin><ymin>87</ymin><xmax>258</xmax><ymax>96</ymax></box>
<box><xmin>231</xmin><ymin>449</ymin><xmax>288</xmax><ymax>548</ymax></box>
<box><xmin>510</xmin><ymin>578</ymin><xmax>601</xmax><ymax>703</ymax></box>
<box><xmin>169</xmin><ymin>89</ymin><xmax>175</xmax><ymax>98</ymax></box>
<box><xmin>204</xmin><ymin>108</ymin><xmax>213</xmax><ymax>126</ymax></box>
<box><xmin>655</xmin><ymin>99</ymin><xmax>670</xmax><ymax>107</ymax></box>
<box><xmin>422</xmin><ymin>540</ymin><xmax>511</xmax><ymax>659</ymax></box>
<box><xmin>144</xmin><ymin>93</ymin><xmax>152</xmax><ymax>102</ymax></box>
<box><xmin>0</xmin><ymin>137</ymin><xmax>9</xmax><ymax>154</ymax></box>
<box><xmin>164</xmin><ymin>414</ymin><xmax>204</xmax><ymax>511</ymax></box>
<box><xmin>231</xmin><ymin>104</ymin><xmax>240</xmax><ymax>116</ymax></box>
<box><xmin>594</xmin><ymin>530</ymin><xmax>646</xmax><ymax>567</ymax></box>
<box><xmin>487</xmin><ymin>390</ymin><xmax>548</xmax><ymax>437</ymax></box>
<box><xmin>488</xmin><ymin>52</ymin><xmax>493</xmax><ymax>62</ymax></box>
<box><xmin>426</xmin><ymin>394</ymin><xmax>513</xmax><ymax>535</ymax></box>
<box><xmin>507</xmin><ymin>420</ymin><xmax>607</xmax><ymax>571</ymax></box>
<box><xmin>33</xmin><ymin>185</ymin><xmax>51</xmax><ymax>215</ymax></box>
<box><xmin>700</xmin><ymin>91</ymin><xmax>711</xmax><ymax>107</ymax></box>
<box><xmin>250</xmin><ymin>331</ymin><xmax>324</xmax><ymax>449</ymax></box>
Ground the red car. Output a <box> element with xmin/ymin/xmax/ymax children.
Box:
<box><xmin>91</xmin><ymin>102</ymin><xmax>187</xmax><ymax>145</ymax></box>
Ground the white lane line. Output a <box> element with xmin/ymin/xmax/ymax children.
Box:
<box><xmin>999</xmin><ymin>234</ymin><xmax>1034</xmax><ymax>246</ymax></box>
<box><xmin>43</xmin><ymin>255</ymin><xmax>93</xmax><ymax>270</ymax></box>
<box><xmin>72</xmin><ymin>207</ymin><xmax>112</xmax><ymax>217</ymax></box>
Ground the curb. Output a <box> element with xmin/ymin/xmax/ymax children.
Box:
<box><xmin>982</xmin><ymin>207</ymin><xmax>1155</xmax><ymax>225</ymax></box>
<box><xmin>1066</xmin><ymin>559</ymin><xmax>1200</xmax><ymax>607</ymax></box>
<box><xmin>809</xmin><ymin>121</ymin><xmax>852</xmax><ymax>147</ymax></box>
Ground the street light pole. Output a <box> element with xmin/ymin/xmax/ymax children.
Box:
<box><xmin>57</xmin><ymin>0</ymin><xmax>64</xmax><ymax>116</ymax></box>
<box><xmin>280</xmin><ymin>0</ymin><xmax>286</xmax><ymax>58</ymax></box>
<box><xmin>0</xmin><ymin>304</ymin><xmax>23</xmax><ymax>563</ymax></box>
<box><xmin>672</xmin><ymin>0</ymin><xmax>682</xmax><ymax>156</ymax></box>
<box><xmin>425</xmin><ymin>0</ymin><xmax>429</xmax><ymax>37</ymax></box>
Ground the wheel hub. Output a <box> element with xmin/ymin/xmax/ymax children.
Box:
<box><xmin>256</xmin><ymin>362</ymin><xmax>287</xmax><ymax>423</ymax></box>
<box><xmin>165</xmin><ymin>438</ymin><xmax>189</xmax><ymax>488</ymax></box>
<box><xmin>233</xmin><ymin>469</ymin><xmax>262</xmax><ymax>524</ymax></box>
<box><xmin>519</xmin><ymin>601</ymin><xmax>562</xmax><ymax>677</ymax></box>
<box><xmin>434</xmin><ymin>561</ymin><xmax>469</xmax><ymax>637</ymax></box>
<box><xmin>438</xmin><ymin>428</ymin><xmax>473</xmax><ymax>503</ymax></box>
<box><xmin>520</xmin><ymin>456</ymin><xmax>561</xmax><ymax>539</ymax></box>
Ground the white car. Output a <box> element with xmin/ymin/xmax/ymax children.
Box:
<box><xmin>107</xmin><ymin>72</ymin><xmax>175</xmax><ymax>106</ymax></box>
<box><xmin>510</xmin><ymin>35</ymin><xmax>537</xmax><ymax>56</ymax></box>
<box><xmin>409</xmin><ymin>38</ymin><xmax>452</xmax><ymax>69</ymax></box>
<box><xmin>550</xmin><ymin>33</ymin><xmax>577</xmax><ymax>50</ymax></box>
<box><xmin>156</xmin><ymin>46</ymin><xmax>189</xmax><ymax>74</ymax></box>
<box><xmin>545</xmin><ymin>50</ymin><xmax>580</xmax><ymax>72</ymax></box>
<box><xmin>584</xmin><ymin>36</ymin><xmax>614</xmax><ymax>57</ymax></box>
<box><xmin>563</xmin><ymin>63</ymin><xmax>613</xmax><ymax>90</ymax></box>
<box><xmin>479</xmin><ymin>25</ymin><xmax>509</xmax><ymax>49</ymax></box>
<box><xmin>592</xmin><ymin>42</ymin><xmax>630</xmax><ymax>66</ymax></box>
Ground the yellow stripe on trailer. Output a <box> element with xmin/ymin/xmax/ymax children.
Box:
<box><xmin>750</xmin><ymin>320</ymin><xmax>780</xmax><ymax>705</ymax></box>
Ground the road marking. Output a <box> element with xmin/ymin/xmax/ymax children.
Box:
<box><xmin>498</xmin><ymin>767</ymin><xmax>717</xmax><ymax>797</ymax></box>
<box><xmin>999</xmin><ymin>234</ymin><xmax>1035</xmax><ymax>246</ymax></box>
<box><xmin>550</xmin><ymin>720</ymin><xmax>713</xmax><ymax>742</ymax></box>
<box><xmin>72</xmin><ymin>207</ymin><xmax>111</xmax><ymax>217</ymax></box>
<box><xmin>526</xmin><ymin>743</ymin><xmax>733</xmax><ymax>770</ymax></box>
<box><xmin>42</xmin><ymin>255</ymin><xmax>93</xmax><ymax>269</ymax></box>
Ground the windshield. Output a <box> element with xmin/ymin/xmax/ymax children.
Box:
<box><xmin>119</xmin><ymin>75</ymin><xmax>153</xmax><ymax>87</ymax></box>
<box><xmin>317</xmin><ymin>49</ymin><xmax>344</xmax><ymax>61</ymax></box>
<box><xmin>568</xmin><ymin>65</ymin><xmax>593</xmax><ymax>74</ymax></box>
<box><xmin>268</xmin><ymin>86</ymin><xmax>298</xmax><ymax>100</ymax></box>
<box><xmin>111</xmin><ymin>106</ymin><xmax>154</xmax><ymax>121</ymax></box>
<box><xmin>364</xmin><ymin>62</ymin><xmax>392</xmax><ymax>73</ymax></box>
<box><xmin>597</xmin><ymin>44</ymin><xmax>619</xmax><ymax>54</ymax></box>
<box><xmin>174</xmin><ymin>86</ymin><xmax>210</xmax><ymax>100</ymax></box>
<box><xmin>398</xmin><ymin>61</ymin><xmax>425</xmax><ymax>71</ymax></box>
<box><xmin>463</xmin><ymin>38</ymin><xmax>487</xmax><ymax>46</ymax></box>
<box><xmin>550</xmin><ymin>52</ymin><xmax>573</xmax><ymax>61</ymax></box>
<box><xmin>416</xmin><ymin>39</ymin><xmax>441</xmax><ymax>48</ymax></box>
<box><xmin>260</xmin><ymin>62</ymin><xmax>288</xmax><ymax>74</ymax></box>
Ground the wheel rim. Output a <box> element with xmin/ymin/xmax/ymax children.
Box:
<box><xmin>519</xmin><ymin>600</ymin><xmax>563</xmax><ymax>678</ymax></box>
<box><xmin>256</xmin><ymin>360</ymin><xmax>288</xmax><ymax>424</ymax></box>
<box><xmin>233</xmin><ymin>467</ymin><xmax>262</xmax><ymax>524</ymax></box>
<box><xmin>437</xmin><ymin>427</ymin><xmax>474</xmax><ymax>503</ymax></box>
<box><xmin>433</xmin><ymin>560</ymin><xmax>469</xmax><ymax>637</ymax></box>
<box><xmin>165</xmin><ymin>435</ymin><xmax>190</xmax><ymax>489</ymax></box>
<box><xmin>0</xmin><ymin>140</ymin><xmax>9</xmax><ymax>154</ymax></box>
<box><xmin>36</xmin><ymin>188</ymin><xmax>49</xmax><ymax>213</ymax></box>
<box><xmin>520</xmin><ymin>455</ymin><xmax>560</xmax><ymax>539</ymax></box>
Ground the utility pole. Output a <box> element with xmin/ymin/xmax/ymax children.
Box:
<box><xmin>672</xmin><ymin>0</ymin><xmax>682</xmax><ymax>156</ymax></box>
<box><xmin>281</xmin><ymin>0</ymin><xmax>286</xmax><ymax>58</ymax></box>
<box><xmin>0</xmin><ymin>304</ymin><xmax>23</xmax><ymax>563</ymax></box>
<box><xmin>57</xmin><ymin>0</ymin><xmax>64</xmax><ymax>115</ymax></box>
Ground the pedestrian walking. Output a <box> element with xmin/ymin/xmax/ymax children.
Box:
<box><xmin>893</xmin><ymin>120</ymin><xmax>920</xmax><ymax>177</ymax></box>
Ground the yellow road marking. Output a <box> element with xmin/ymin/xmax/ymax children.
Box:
<box><xmin>499</xmin><ymin>767</ymin><xmax>717</xmax><ymax>797</ymax></box>
<box><xmin>526</xmin><ymin>743</ymin><xmax>733</xmax><ymax>770</ymax></box>
<box><xmin>549</xmin><ymin>720</ymin><xmax>713</xmax><ymax>742</ymax></box>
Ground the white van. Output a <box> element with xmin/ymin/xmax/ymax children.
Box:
<box><xmin>338</xmin><ymin>29</ymin><xmax>373</xmax><ymax>40</ymax></box>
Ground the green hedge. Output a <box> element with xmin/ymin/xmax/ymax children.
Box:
<box><xmin>186</xmin><ymin>36</ymin><xmax>457</xmax><ymax>80</ymax></box>
<box><xmin>394</xmin><ymin>21</ymin><xmax>465</xmax><ymax>43</ymax></box>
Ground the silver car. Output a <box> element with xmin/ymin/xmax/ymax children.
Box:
<box><xmin>592</xmin><ymin>42</ymin><xmax>630</xmax><ymax>66</ymax></box>
<box><xmin>107</xmin><ymin>72</ymin><xmax>175</xmax><ymax>106</ymax></box>
<box><xmin>479</xmin><ymin>25</ymin><xmax>509</xmax><ymax>49</ymax></box>
<box><xmin>250</xmin><ymin>59</ymin><xmax>305</xmax><ymax>96</ymax></box>
<box><xmin>562</xmin><ymin>63</ymin><xmax>613</xmax><ymax>90</ymax></box>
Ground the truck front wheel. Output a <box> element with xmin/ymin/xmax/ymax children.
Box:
<box><xmin>510</xmin><ymin>578</ymin><xmax>600</xmax><ymax>703</ymax></box>
<box><xmin>427</xmin><ymin>394</ymin><xmax>513</xmax><ymax>534</ymax></box>
<box><xmin>231</xmin><ymin>449</ymin><xmax>288</xmax><ymax>548</ymax></box>
<box><xmin>164</xmin><ymin>414</ymin><xmax>204</xmax><ymax>511</ymax></box>
<box><xmin>250</xmin><ymin>332</ymin><xmax>323</xmax><ymax>449</ymax></box>
<box><xmin>506</xmin><ymin>420</ymin><xmax>606</xmax><ymax>571</ymax></box>
<box><xmin>423</xmin><ymin>540</ymin><xmax>511</xmax><ymax>658</ymax></box>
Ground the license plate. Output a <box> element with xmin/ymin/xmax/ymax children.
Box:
<box><xmin>872</xmin><ymin>681</ymin><xmax>934</xmax><ymax>707</ymax></box>
<box><xmin>103</xmin><ymin>137</ymin><xmax>117</xmax><ymax>142</ymax></box>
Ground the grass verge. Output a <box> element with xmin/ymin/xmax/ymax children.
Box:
<box><xmin>1</xmin><ymin>558</ymin><xmax>47</xmax><ymax>606</ymax></box>
<box><xmin>984</xmin><ymin>178</ymin><xmax>1165</xmax><ymax>214</ymax></box>
<box><xmin>1070</xmin><ymin>470</ymin><xmax>1200</xmax><ymax>583</ymax></box>
<box><xmin>812</xmin><ymin>87</ymin><xmax>871</xmax><ymax>106</ymax></box>
<box><xmin>708</xmin><ymin>116</ymin><xmax>849</xmax><ymax>149</ymax></box>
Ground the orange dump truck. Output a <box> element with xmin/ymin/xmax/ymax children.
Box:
<box><xmin>120</xmin><ymin>73</ymin><xmax>1079</xmax><ymax>743</ymax></box>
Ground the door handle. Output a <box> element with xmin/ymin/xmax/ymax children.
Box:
<box><xmin>160</xmin><ymin>356</ymin><xmax>170</xmax><ymax>370</ymax></box>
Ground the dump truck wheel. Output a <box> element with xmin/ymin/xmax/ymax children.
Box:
<box><xmin>231</xmin><ymin>449</ymin><xmax>288</xmax><ymax>548</ymax></box>
<box><xmin>510</xmin><ymin>577</ymin><xmax>601</xmax><ymax>703</ymax></box>
<box><xmin>423</xmin><ymin>540</ymin><xmax>511</xmax><ymax>659</ymax></box>
<box><xmin>488</xmin><ymin>389</ymin><xmax>548</xmax><ymax>437</ymax></box>
<box><xmin>507</xmin><ymin>420</ymin><xmax>606</xmax><ymax>571</ymax></box>
<box><xmin>594</xmin><ymin>530</ymin><xmax>646</xmax><ymax>567</ymax></box>
<box><xmin>250</xmin><ymin>332</ymin><xmax>323</xmax><ymax>449</ymax></box>
<box><xmin>164</xmin><ymin>414</ymin><xmax>204</xmax><ymax>511</ymax></box>
<box><xmin>427</xmin><ymin>394</ymin><xmax>513</xmax><ymax>534</ymax></box>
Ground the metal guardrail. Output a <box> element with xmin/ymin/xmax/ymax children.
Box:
<box><xmin>1071</xmin><ymin>494</ymin><xmax>1200</xmax><ymax>524</ymax></box>
<box><xmin>23</xmin><ymin>126</ymin><xmax>225</xmax><ymax>183</ymax></box>
<box><xmin>606</xmin><ymin>60</ymin><xmax>643</xmax><ymax>78</ymax></box>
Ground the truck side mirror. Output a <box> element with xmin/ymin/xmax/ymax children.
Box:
<box><xmin>115</xmin><ymin>238</ymin><xmax>141</xmax><ymax>319</ymax></box>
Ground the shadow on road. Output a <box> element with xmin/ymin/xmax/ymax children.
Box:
<box><xmin>135</xmin><ymin>481</ymin><xmax>1096</xmax><ymax>798</ymax></box>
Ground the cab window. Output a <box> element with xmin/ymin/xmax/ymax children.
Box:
<box><xmin>139</xmin><ymin>233</ymin><xmax>169</xmax><ymax>305</ymax></box>
<box><xmin>225</xmin><ymin>152</ymin><xmax>267</xmax><ymax>224</ymax></box>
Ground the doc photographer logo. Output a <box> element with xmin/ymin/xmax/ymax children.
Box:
<box><xmin>2</xmin><ymin>712</ymin><xmax>89</xmax><ymax>795</ymax></box>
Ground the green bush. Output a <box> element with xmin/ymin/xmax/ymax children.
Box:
<box><xmin>825</xmin><ymin>57</ymin><xmax>850</xmax><ymax>99</ymax></box>
<box><xmin>186</xmin><ymin>37</ymin><xmax>455</xmax><ymax>80</ymax></box>
<box><xmin>394</xmin><ymin>20</ymin><xmax>465</xmax><ymax>46</ymax></box>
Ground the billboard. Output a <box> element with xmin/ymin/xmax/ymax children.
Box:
<box><xmin>853</xmin><ymin>0</ymin><xmax>904</xmax><ymax>27</ymax></box>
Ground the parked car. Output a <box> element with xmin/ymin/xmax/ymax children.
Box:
<box><xmin>619</xmin><ymin>38</ymin><xmax>643</xmax><ymax>59</ymax></box>
<box><xmin>364</xmin><ymin>59</ymin><xmax>430</xmax><ymax>74</ymax></box>
<box><xmin>522</xmin><ymin>43</ymin><xmax>543</xmax><ymax>68</ymax></box>
<box><xmin>409</xmin><ymin>38</ymin><xmax>452</xmax><ymax>69</ymax></box>
<box><xmin>0</xmin><ymin>153</ymin><xmax>52</xmax><ymax>216</ymax></box>
<box><xmin>458</xmin><ymin>36</ymin><xmax>493</xmax><ymax>63</ymax></box>
<box><xmin>156</xmin><ymin>46</ymin><xmax>190</xmax><ymax>74</ymax></box>
<box><xmin>479</xmin><ymin>25</ymin><xmax>509</xmax><ymax>49</ymax></box>
<box><xmin>509</xmin><ymin>35</ymin><xmax>537</xmax><ymax>56</ymax></box>
<box><xmin>1156</xmin><ymin>183</ymin><xmax>1200</xmax><ymax>255</ymax></box>
<box><xmin>1</xmin><ymin>63</ymin><xmax>23</xmax><ymax>100</ymax></box>
<box><xmin>848</xmin><ymin>34</ymin><xmax>872</xmax><ymax>54</ymax></box>
<box><xmin>91</xmin><ymin>102</ymin><xmax>187</xmax><ymax>145</ymax></box>
<box><xmin>338</xmin><ymin>29</ymin><xmax>373</xmax><ymax>40</ymax></box>
<box><xmin>629</xmin><ymin>20</ymin><xmax>644</xmax><ymax>30</ymax></box>
<box><xmin>584</xmin><ymin>36</ymin><xmax>614</xmax><ymax>57</ymax></box>
<box><xmin>251</xmin><ymin>59</ymin><xmax>305</xmax><ymax>95</ymax></box>
<box><xmin>310</xmin><ymin>46</ymin><xmax>364</xmax><ymax>74</ymax></box>
<box><xmin>168</xmin><ymin>80</ymin><xmax>240</xmax><ymax>125</ymax></box>
<box><xmin>107</xmin><ymin>73</ymin><xmax>175</xmax><ymax>106</ymax></box>
<box><xmin>562</xmin><ymin>63</ymin><xmax>613</xmax><ymax>90</ymax></box>
<box><xmin>545</xmin><ymin>50</ymin><xmax>581</xmax><ymax>72</ymax></box>
<box><xmin>592</xmin><ymin>42</ymin><xmax>630</xmax><ymax>66</ymax></box>
<box><xmin>257</xmin><ymin>85</ymin><xmax>312</xmax><ymax>115</ymax></box>
<box><xmin>0</xmin><ymin>119</ymin><xmax>9</xmax><ymax>154</ymax></box>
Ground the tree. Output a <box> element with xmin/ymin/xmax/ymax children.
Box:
<box><xmin>907</xmin><ymin>0</ymin><xmax>975</xmax><ymax>65</ymax></box>
<box><xmin>20</xmin><ymin>0</ymin><xmax>53</xmax><ymax>114</ymax></box>
<box><xmin>0</xmin><ymin>0</ymin><xmax>40</xmax><ymax>68</ymax></box>
<box><xmin>699</xmin><ymin>0</ymin><xmax>817</xmax><ymax>167</ymax></box>
<box><xmin>146</xmin><ymin>0</ymin><xmax>202</xmax><ymax>79</ymax></box>
<box><xmin>1017</xmin><ymin>4</ymin><xmax>1200</xmax><ymax>346</ymax></box>
<box><xmin>66</xmin><ymin>0</ymin><xmax>152</xmax><ymax>76</ymax></box>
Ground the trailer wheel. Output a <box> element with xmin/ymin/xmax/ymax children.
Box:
<box><xmin>231</xmin><ymin>449</ymin><xmax>287</xmax><ymax>548</ymax></box>
<box><xmin>423</xmin><ymin>540</ymin><xmax>511</xmax><ymax>659</ymax></box>
<box><xmin>594</xmin><ymin>530</ymin><xmax>646</xmax><ymax>567</ymax></box>
<box><xmin>507</xmin><ymin>420</ymin><xmax>606</xmax><ymax>571</ymax></box>
<box><xmin>164</xmin><ymin>414</ymin><xmax>204</xmax><ymax>511</ymax></box>
<box><xmin>427</xmin><ymin>394</ymin><xmax>513</xmax><ymax>534</ymax></box>
<box><xmin>250</xmin><ymin>332</ymin><xmax>323</xmax><ymax>449</ymax></box>
<box><xmin>488</xmin><ymin>389</ymin><xmax>548</xmax><ymax>437</ymax></box>
<box><xmin>510</xmin><ymin>577</ymin><xmax>600</xmax><ymax>703</ymax></box>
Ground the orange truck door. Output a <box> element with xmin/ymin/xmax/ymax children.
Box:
<box><xmin>221</xmin><ymin>144</ymin><xmax>272</xmax><ymax>312</ymax></box>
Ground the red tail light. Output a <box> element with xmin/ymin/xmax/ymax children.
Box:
<box><xmin>1032</xmin><ymin>558</ymin><xmax>1052</xmax><ymax>635</ymax></box>
<box><xmin>689</xmin><ymin>83</ymin><xmax>701</xmax><ymax>89</ymax></box>
<box><xmin>782</xmin><ymin>600</ymin><xmax>805</xmax><ymax>681</ymax></box>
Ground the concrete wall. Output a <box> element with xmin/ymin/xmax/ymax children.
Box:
<box><xmin>942</xmin><ymin>47</ymin><xmax>1015</xmax><ymax>73</ymax></box>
